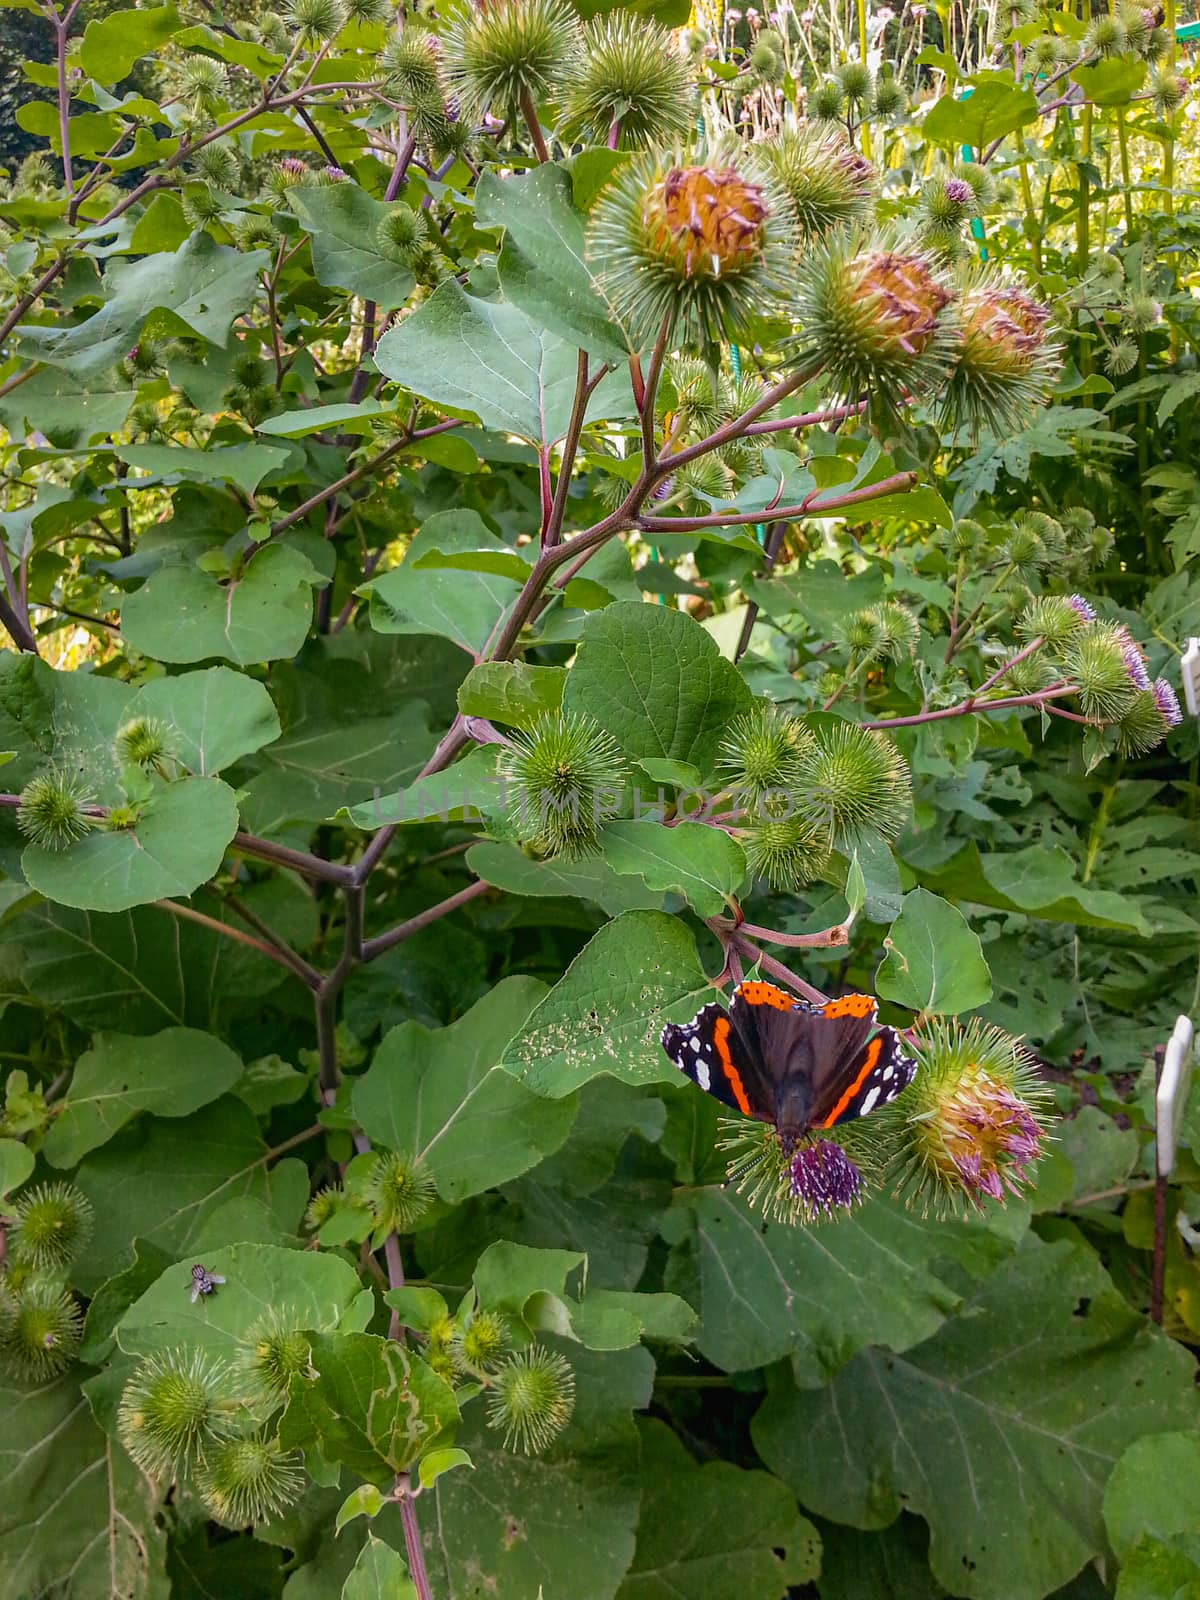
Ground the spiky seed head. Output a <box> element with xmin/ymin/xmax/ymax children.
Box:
<box><xmin>191</xmin><ymin>143</ymin><xmax>240</xmax><ymax>189</ymax></box>
<box><xmin>953</xmin><ymin>160</ymin><xmax>994</xmax><ymax>209</ymax></box>
<box><xmin>741</xmin><ymin>812</ymin><xmax>830</xmax><ymax>889</ymax></box>
<box><xmin>842</xmin><ymin>607</ymin><xmax>888</xmax><ymax>657</ymax></box>
<box><xmin>178</xmin><ymin>56</ymin><xmax>228</xmax><ymax>110</ymax></box>
<box><xmin>1086</xmin><ymin>13</ymin><xmax>1128</xmax><ymax>54</ymax></box>
<box><xmin>922</xmin><ymin>175</ymin><xmax>973</xmax><ymax>228</ymax></box>
<box><xmin>792</xmin><ymin>231</ymin><xmax>958</xmax><ymax>414</ymax></box>
<box><xmin>118</xmin><ymin>1349</ymin><xmax>233</xmax><ymax>1476</ymax></box>
<box><xmin>366</xmin><ymin>1150</ymin><xmax>437</xmax><ymax>1234</ymax></box>
<box><xmin>487</xmin><ymin>1346</ymin><xmax>575</xmax><ymax>1454</ymax></box>
<box><xmin>425</xmin><ymin>1314</ymin><xmax>458</xmax><ymax>1382</ymax></box>
<box><xmin>1125</xmin><ymin>293</ymin><xmax>1162</xmax><ymax>335</ymax></box>
<box><xmin>809</xmin><ymin>79</ymin><xmax>845</xmax><ymax>120</ymax></box>
<box><xmin>797</xmin><ymin>722</ymin><xmax>911</xmax><ymax>847</ymax></box>
<box><xmin>1151</xmin><ymin>70</ymin><xmax>1186</xmax><ymax>115</ymax></box>
<box><xmin>498</xmin><ymin>711</ymin><xmax>628</xmax><ymax>859</ymax></box>
<box><xmin>881</xmin><ymin>1018</ymin><xmax>1050</xmax><ymax>1216</ymax></box>
<box><xmin>1115</xmin><ymin>689</ymin><xmax>1173</xmax><ymax>755</ymax></box>
<box><xmin>115</xmin><ymin>715</ymin><xmax>177</xmax><ymax>774</ymax></box>
<box><xmin>257</xmin><ymin>11</ymin><xmax>290</xmax><ymax>50</ymax></box>
<box><xmin>377</xmin><ymin>203</ymin><xmax>429</xmax><ymax>259</ymax></box>
<box><xmin>0</xmin><ymin>1280</ymin><xmax>82</xmax><ymax>1382</ymax></box>
<box><xmin>285</xmin><ymin>0</ymin><xmax>347</xmax><ymax>43</ymax></box>
<box><xmin>453</xmin><ymin>1310</ymin><xmax>511</xmax><ymax>1375</ymax></box>
<box><xmin>949</xmin><ymin>517</ymin><xmax>984</xmax><ymax>556</ymax></box>
<box><xmin>1016</xmin><ymin>595</ymin><xmax>1087</xmax><ymax>649</ymax></box>
<box><xmin>8</xmin><ymin>1182</ymin><xmax>93</xmax><ymax>1272</ymax></box>
<box><xmin>17</xmin><ymin>769</ymin><xmax>97</xmax><ymax>851</ymax></box>
<box><xmin>562</xmin><ymin>15</ymin><xmax>695</xmax><ymax>147</ymax></box>
<box><xmin>663</xmin><ymin>356</ymin><xmax>723</xmax><ymax>434</ymax></box>
<box><xmin>1066</xmin><ymin>622</ymin><xmax>1141</xmax><ymax>722</ymax></box>
<box><xmin>442</xmin><ymin>0</ymin><xmax>581</xmax><ymax>123</ymax></box>
<box><xmin>717</xmin><ymin>1117</ymin><xmax>876</xmax><ymax>1225</ymax></box>
<box><xmin>940</xmin><ymin>283</ymin><xmax>1058</xmax><ymax>438</ymax></box>
<box><xmin>1002</xmin><ymin>650</ymin><xmax>1056</xmax><ymax>695</ymax></box>
<box><xmin>238</xmin><ymin>1307</ymin><xmax>315</xmax><ymax>1399</ymax></box>
<box><xmin>835</xmin><ymin>58</ymin><xmax>871</xmax><ymax>104</ymax></box>
<box><xmin>195</xmin><ymin>1432</ymin><xmax>305</xmax><ymax>1528</ymax></box>
<box><xmin>1106</xmin><ymin>339</ymin><xmax>1139</xmax><ymax>377</ymax></box>
<box><xmin>719</xmin><ymin>702</ymin><xmax>815</xmax><ymax>796</ymax></box>
<box><xmin>15</xmin><ymin>152</ymin><xmax>57</xmax><ymax>195</ymax></box>
<box><xmin>382</xmin><ymin>25</ymin><xmax>444</xmax><ymax>102</ymax></box>
<box><xmin>765</xmin><ymin>125</ymin><xmax>875</xmax><ymax>239</ymax></box>
<box><xmin>750</xmin><ymin>38</ymin><xmax>784</xmax><ymax>80</ymax></box>
<box><xmin>345</xmin><ymin>0</ymin><xmax>388</xmax><ymax>23</ymax></box>
<box><xmin>182</xmin><ymin>184</ymin><xmax>226</xmax><ymax>228</ymax></box>
<box><xmin>587</xmin><ymin>146</ymin><xmax>795</xmax><ymax>346</ymax></box>
<box><xmin>872</xmin><ymin>75</ymin><xmax>906</xmax><ymax>117</ymax></box>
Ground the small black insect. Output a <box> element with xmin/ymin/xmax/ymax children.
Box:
<box><xmin>189</xmin><ymin>1263</ymin><xmax>226</xmax><ymax>1303</ymax></box>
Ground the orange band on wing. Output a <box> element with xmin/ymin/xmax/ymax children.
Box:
<box><xmin>819</xmin><ymin>1035</ymin><xmax>883</xmax><ymax>1127</ymax></box>
<box><xmin>736</xmin><ymin>981</ymin><xmax>796</xmax><ymax>1012</ymax></box>
<box><xmin>713</xmin><ymin>1015</ymin><xmax>753</xmax><ymax>1116</ymax></box>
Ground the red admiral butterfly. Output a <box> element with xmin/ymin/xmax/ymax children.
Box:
<box><xmin>661</xmin><ymin>980</ymin><xmax>917</xmax><ymax>1153</ymax></box>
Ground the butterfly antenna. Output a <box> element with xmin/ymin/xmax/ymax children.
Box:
<box><xmin>723</xmin><ymin>1145</ymin><xmax>767</xmax><ymax>1189</ymax></box>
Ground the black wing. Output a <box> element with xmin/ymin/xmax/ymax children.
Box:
<box><xmin>660</xmin><ymin>1001</ymin><xmax>777</xmax><ymax>1123</ymax></box>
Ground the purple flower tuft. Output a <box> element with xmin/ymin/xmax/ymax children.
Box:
<box><xmin>944</xmin><ymin>176</ymin><xmax>973</xmax><ymax>205</ymax></box>
<box><xmin>324</xmin><ymin>165</ymin><xmax>348</xmax><ymax>182</ymax></box>
<box><xmin>1153</xmin><ymin>677</ymin><xmax>1183</xmax><ymax>728</ymax></box>
<box><xmin>1066</xmin><ymin>594</ymin><xmax>1096</xmax><ymax>623</ymax></box>
<box><xmin>789</xmin><ymin>1140</ymin><xmax>862</xmax><ymax>1216</ymax></box>
<box><xmin>279</xmin><ymin>157</ymin><xmax>307</xmax><ymax>178</ymax></box>
<box><xmin>1122</xmin><ymin>644</ymin><xmax>1152</xmax><ymax>692</ymax></box>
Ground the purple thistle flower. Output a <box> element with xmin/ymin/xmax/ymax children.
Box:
<box><xmin>1153</xmin><ymin>677</ymin><xmax>1183</xmax><ymax>728</ymax></box>
<box><xmin>279</xmin><ymin>157</ymin><xmax>307</xmax><ymax>178</ymax></box>
<box><xmin>944</xmin><ymin>176</ymin><xmax>973</xmax><ymax>205</ymax></box>
<box><xmin>789</xmin><ymin>1140</ymin><xmax>862</xmax><ymax>1216</ymax></box>
<box><xmin>324</xmin><ymin>165</ymin><xmax>348</xmax><ymax>183</ymax></box>
<box><xmin>1122</xmin><ymin>644</ymin><xmax>1152</xmax><ymax>692</ymax></box>
<box><xmin>1066</xmin><ymin>594</ymin><xmax>1096</xmax><ymax>623</ymax></box>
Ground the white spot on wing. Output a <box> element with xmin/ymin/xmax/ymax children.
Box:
<box><xmin>696</xmin><ymin>1061</ymin><xmax>711</xmax><ymax>1091</ymax></box>
<box><xmin>859</xmin><ymin>1085</ymin><xmax>880</xmax><ymax>1116</ymax></box>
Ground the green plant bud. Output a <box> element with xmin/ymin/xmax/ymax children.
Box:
<box><xmin>921</xmin><ymin>175</ymin><xmax>972</xmax><ymax>227</ymax></box>
<box><xmin>178</xmin><ymin>55</ymin><xmax>228</xmax><ymax>111</ymax></box>
<box><xmin>17</xmin><ymin>768</ymin><xmax>97</xmax><ymax>851</ymax></box>
<box><xmin>0</xmin><ymin>1280</ymin><xmax>82</xmax><ymax>1382</ymax></box>
<box><xmin>382</xmin><ymin>25</ymin><xmax>444</xmax><ymax>102</ymax></box>
<box><xmin>303</xmin><ymin>1186</ymin><xmax>343</xmax><ymax>1231</ymax></box>
<box><xmin>677</xmin><ymin>454</ymin><xmax>734</xmax><ymax>503</ymax></box>
<box><xmin>881</xmin><ymin>1018</ymin><xmax>1050</xmax><ymax>1216</ymax></box>
<box><xmin>8</xmin><ymin>1182</ymin><xmax>94</xmax><ymax>1272</ymax></box>
<box><xmin>238</xmin><ymin>1306</ymin><xmax>316</xmax><ymax>1399</ymax></box>
<box><xmin>118</xmin><ymin>1349</ymin><xmax>233</xmax><ymax>1476</ymax></box>
<box><xmin>285</xmin><ymin>0</ymin><xmax>347</xmax><ymax>43</ymax></box>
<box><xmin>345</xmin><ymin>0</ymin><xmax>389</xmax><ymax>23</ymax></box>
<box><xmin>950</xmin><ymin>517</ymin><xmax>984</xmax><ymax>556</ymax></box>
<box><xmin>842</xmin><ymin>607</ymin><xmax>888</xmax><ymax>657</ymax></box>
<box><xmin>125</xmin><ymin>338</ymin><xmax>164</xmax><ymax>377</ymax></box>
<box><xmin>1016</xmin><ymin>595</ymin><xmax>1086</xmax><ymax>648</ymax></box>
<box><xmin>1001</xmin><ymin>650</ymin><xmax>1056</xmax><ymax>694</ymax></box>
<box><xmin>798</xmin><ymin>722</ymin><xmax>911</xmax><ymax>846</ymax></box>
<box><xmin>765</xmin><ymin>125</ymin><xmax>875</xmax><ymax>239</ymax></box>
<box><xmin>453</xmin><ymin>1310</ymin><xmax>511</xmax><ymax>1375</ymax></box>
<box><xmin>191</xmin><ymin>143</ymin><xmax>240</xmax><ymax>189</ymax></box>
<box><xmin>718</xmin><ymin>702</ymin><xmax>814</xmax><ymax>795</ymax></box>
<box><xmin>940</xmin><ymin>282</ymin><xmax>1058</xmax><ymax>438</ymax></box>
<box><xmin>425</xmin><ymin>1313</ymin><xmax>457</xmax><ymax>1381</ymax></box>
<box><xmin>587</xmin><ymin>144</ymin><xmax>796</xmax><ymax>346</ymax></box>
<box><xmin>181</xmin><ymin>184</ymin><xmax>227</xmax><ymax>228</ymax></box>
<box><xmin>16</xmin><ymin>152</ymin><xmax>57</xmax><ymax>195</ymax></box>
<box><xmin>486</xmin><ymin>1346</ymin><xmax>575</xmax><ymax>1454</ymax></box>
<box><xmin>256</xmin><ymin>11</ymin><xmax>291</xmax><ymax>50</ymax></box>
<box><xmin>1105</xmin><ymin>339</ymin><xmax>1139</xmax><ymax>376</ymax></box>
<box><xmin>377</xmin><ymin>203</ymin><xmax>429</xmax><ymax>259</ymax></box>
<box><xmin>664</xmin><ymin>356</ymin><xmax>723</xmax><ymax>434</ymax></box>
<box><xmin>1124</xmin><ymin>293</ymin><xmax>1162</xmax><ymax>334</ymax></box>
<box><xmin>719</xmin><ymin>1117</ymin><xmax>873</xmax><ymax>1225</ymax></box>
<box><xmin>115</xmin><ymin>715</ymin><xmax>177</xmax><ymax>775</ymax></box>
<box><xmin>1115</xmin><ymin>688</ymin><xmax>1174</xmax><ymax>755</ymax></box>
<box><xmin>1025</xmin><ymin>35</ymin><xmax>1060</xmax><ymax>74</ymax></box>
<box><xmin>196</xmin><ymin>1431</ymin><xmax>305</xmax><ymax>1528</ymax></box>
<box><xmin>809</xmin><ymin>79</ymin><xmax>845</xmax><ymax>120</ymax></box>
<box><xmin>1120</xmin><ymin>2</ymin><xmax>1156</xmax><ymax>52</ymax></box>
<box><xmin>129</xmin><ymin>402</ymin><xmax>163</xmax><ymax>438</ymax></box>
<box><xmin>873</xmin><ymin>600</ymin><xmax>920</xmax><ymax>660</ymax></box>
<box><xmin>431</xmin><ymin>105</ymin><xmax>474</xmax><ymax>159</ymax></box>
<box><xmin>741</xmin><ymin>813</ymin><xmax>830</xmax><ymax>889</ymax></box>
<box><xmin>920</xmin><ymin>221</ymin><xmax>968</xmax><ymax>265</ymax></box>
<box><xmin>817</xmin><ymin>667</ymin><xmax>842</xmax><ymax>700</ymax></box>
<box><xmin>835</xmin><ymin>58</ymin><xmax>872</xmax><ymax>105</ymax></box>
<box><xmin>1066</xmin><ymin>622</ymin><xmax>1140</xmax><ymax>722</ymax></box>
<box><xmin>498</xmin><ymin>711</ymin><xmax>628</xmax><ymax>857</ymax></box>
<box><xmin>1087</xmin><ymin>523</ymin><xmax>1115</xmax><ymax>568</ymax></box>
<box><xmin>235</xmin><ymin>215</ymin><xmax>281</xmax><ymax>251</ymax></box>
<box><xmin>563</xmin><ymin>15</ymin><xmax>695</xmax><ymax>147</ymax></box>
<box><xmin>233</xmin><ymin>351</ymin><xmax>272</xmax><ymax>389</ymax></box>
<box><xmin>793</xmin><ymin>230</ymin><xmax>959</xmax><ymax>414</ymax></box>
<box><xmin>1085</xmin><ymin>13</ymin><xmax>1128</xmax><ymax>55</ymax></box>
<box><xmin>366</xmin><ymin>1150</ymin><xmax>437</xmax><ymax>1234</ymax></box>
<box><xmin>750</xmin><ymin>39</ymin><xmax>783</xmax><ymax>79</ymax></box>
<box><xmin>1144</xmin><ymin>25</ymin><xmax>1169</xmax><ymax>61</ymax></box>
<box><xmin>442</xmin><ymin>0</ymin><xmax>581</xmax><ymax>123</ymax></box>
<box><xmin>872</xmin><ymin>75</ymin><xmax>906</xmax><ymax>117</ymax></box>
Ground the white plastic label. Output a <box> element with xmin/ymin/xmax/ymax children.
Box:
<box><xmin>1156</xmin><ymin>1014</ymin><xmax>1195</xmax><ymax>1179</ymax></box>
<box><xmin>1180</xmin><ymin>638</ymin><xmax>1200</xmax><ymax>719</ymax></box>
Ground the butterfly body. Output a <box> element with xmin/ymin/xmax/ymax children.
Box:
<box><xmin>661</xmin><ymin>980</ymin><xmax>916</xmax><ymax>1154</ymax></box>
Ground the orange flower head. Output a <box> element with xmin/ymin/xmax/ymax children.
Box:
<box><xmin>643</xmin><ymin>164</ymin><xmax>770</xmax><ymax>283</ymax></box>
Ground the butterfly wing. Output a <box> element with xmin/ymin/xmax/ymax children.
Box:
<box><xmin>800</xmin><ymin>996</ymin><xmax>918</xmax><ymax>1127</ymax></box>
<box><xmin>660</xmin><ymin>1001</ymin><xmax>777</xmax><ymax>1123</ymax></box>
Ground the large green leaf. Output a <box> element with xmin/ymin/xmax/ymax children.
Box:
<box><xmin>1103</xmin><ymin>1433</ymin><xmax>1200</xmax><ymax>1563</ymax></box>
<box><xmin>466</xmin><ymin>840</ymin><xmax>665</xmax><ymax>915</ymax></box>
<box><xmin>373</xmin><ymin>280</ymin><xmax>633</xmax><ymax>448</ymax></box>
<box><xmin>18</xmin><ymin>233</ymin><xmax>266</xmax><ymax>377</ymax></box>
<box><xmin>115</xmin><ymin>1243</ymin><xmax>373</xmax><ymax>1360</ymax></box>
<box><xmin>117</xmin><ymin>440</ymin><xmax>296</xmax><ymax>496</ymax></box>
<box><xmin>905</xmin><ymin>840</ymin><xmax>1150</xmax><ymax>935</ymax></box>
<box><xmin>598</xmin><ymin>820</ymin><xmax>746</xmax><ymax>918</ymax></box>
<box><xmin>664</xmin><ymin>1185</ymin><xmax>1014</xmax><ymax>1381</ymax></box>
<box><xmin>430</xmin><ymin>1344</ymin><xmax>650</xmax><ymax>1600</ymax></box>
<box><xmin>43</xmin><ymin>1026</ymin><xmax>243</xmax><ymax>1166</ymax></box>
<box><xmin>616</xmin><ymin>1418</ymin><xmax>820</xmax><ymax>1599</ymax></box>
<box><xmin>0</xmin><ymin>1372</ymin><xmax>168</xmax><ymax>1599</ymax></box>
<box><xmin>457</xmin><ymin>661</ymin><xmax>567</xmax><ymax>727</ymax></box>
<box><xmin>353</xmin><ymin>978</ymin><xmax>577</xmax><ymax>1202</ymax></box>
<box><xmin>475</xmin><ymin>165</ymin><xmax>630</xmax><ymax>361</ymax></box>
<box><xmin>875</xmin><ymin>888</ymin><xmax>992</xmax><ymax>1016</ymax></box>
<box><xmin>0</xmin><ymin>364</ymin><xmax>134</xmax><ymax>446</ymax></box>
<box><xmin>127</xmin><ymin>666</ymin><xmax>281</xmax><ymax>775</ymax></box>
<box><xmin>564</xmin><ymin>602</ymin><xmax>751</xmax><ymax>779</ymax></box>
<box><xmin>70</xmin><ymin>1097</ymin><xmax>309</xmax><ymax>1294</ymax></box>
<box><xmin>279</xmin><ymin>1332</ymin><xmax>459</xmax><ymax>1485</ymax></box>
<box><xmin>79</xmin><ymin>4</ymin><xmax>182</xmax><ymax>83</ymax></box>
<box><xmin>499</xmin><ymin>911</ymin><xmax>711</xmax><ymax>1097</ymax></box>
<box><xmin>752</xmin><ymin>1236</ymin><xmax>1200</xmax><ymax>1600</ymax></box>
<box><xmin>290</xmin><ymin>184</ymin><xmax>415</xmax><ymax>309</ymax></box>
<box><xmin>22</xmin><ymin>776</ymin><xmax>239</xmax><ymax>913</ymax></box>
<box><xmin>0</xmin><ymin>1138</ymin><xmax>34</xmax><ymax>1200</ymax></box>
<box><xmin>923</xmin><ymin>76</ymin><xmax>1038</xmax><ymax>149</ymax></box>
<box><xmin>360</xmin><ymin>510</ymin><xmax>523</xmax><ymax>656</ymax></box>
<box><xmin>341</xmin><ymin>1537</ymin><xmax>417</xmax><ymax>1600</ymax></box>
<box><xmin>121</xmin><ymin>545</ymin><xmax>321</xmax><ymax>665</ymax></box>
